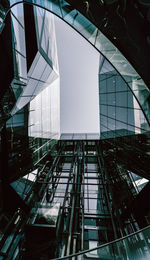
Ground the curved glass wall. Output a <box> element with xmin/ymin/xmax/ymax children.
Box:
<box><xmin>6</xmin><ymin>0</ymin><xmax>150</xmax><ymax>125</ymax></box>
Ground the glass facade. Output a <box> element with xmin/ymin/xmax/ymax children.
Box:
<box><xmin>99</xmin><ymin>56</ymin><xmax>150</xmax><ymax>139</ymax></box>
<box><xmin>0</xmin><ymin>1</ymin><xmax>150</xmax><ymax>260</ymax></box>
<box><xmin>10</xmin><ymin>3</ymin><xmax>59</xmax><ymax>115</ymax></box>
<box><xmin>28</xmin><ymin>77</ymin><xmax>60</xmax><ymax>164</ymax></box>
<box><xmin>6</xmin><ymin>0</ymin><xmax>150</xmax><ymax>126</ymax></box>
<box><xmin>3</xmin><ymin>3</ymin><xmax>60</xmax><ymax>180</ymax></box>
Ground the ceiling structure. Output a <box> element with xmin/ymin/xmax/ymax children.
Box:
<box><xmin>67</xmin><ymin>0</ymin><xmax>150</xmax><ymax>88</ymax></box>
<box><xmin>3</xmin><ymin>0</ymin><xmax>150</xmax><ymax>127</ymax></box>
<box><xmin>0</xmin><ymin>1</ymin><xmax>150</xmax><ymax>259</ymax></box>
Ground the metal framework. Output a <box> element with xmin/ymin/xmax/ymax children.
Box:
<box><xmin>0</xmin><ymin>138</ymin><xmax>150</xmax><ymax>259</ymax></box>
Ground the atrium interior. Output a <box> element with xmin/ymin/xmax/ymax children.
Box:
<box><xmin>0</xmin><ymin>1</ymin><xmax>150</xmax><ymax>259</ymax></box>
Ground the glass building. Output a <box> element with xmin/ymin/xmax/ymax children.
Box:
<box><xmin>0</xmin><ymin>0</ymin><xmax>150</xmax><ymax>259</ymax></box>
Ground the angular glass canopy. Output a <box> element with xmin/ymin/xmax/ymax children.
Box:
<box><xmin>9</xmin><ymin>1</ymin><xmax>59</xmax><ymax>116</ymax></box>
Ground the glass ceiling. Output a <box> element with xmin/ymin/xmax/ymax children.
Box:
<box><xmin>6</xmin><ymin>0</ymin><xmax>150</xmax><ymax>126</ymax></box>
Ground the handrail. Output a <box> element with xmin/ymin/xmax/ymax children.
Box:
<box><xmin>51</xmin><ymin>224</ymin><xmax>150</xmax><ymax>259</ymax></box>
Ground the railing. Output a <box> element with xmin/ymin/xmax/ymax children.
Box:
<box><xmin>52</xmin><ymin>224</ymin><xmax>150</xmax><ymax>260</ymax></box>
